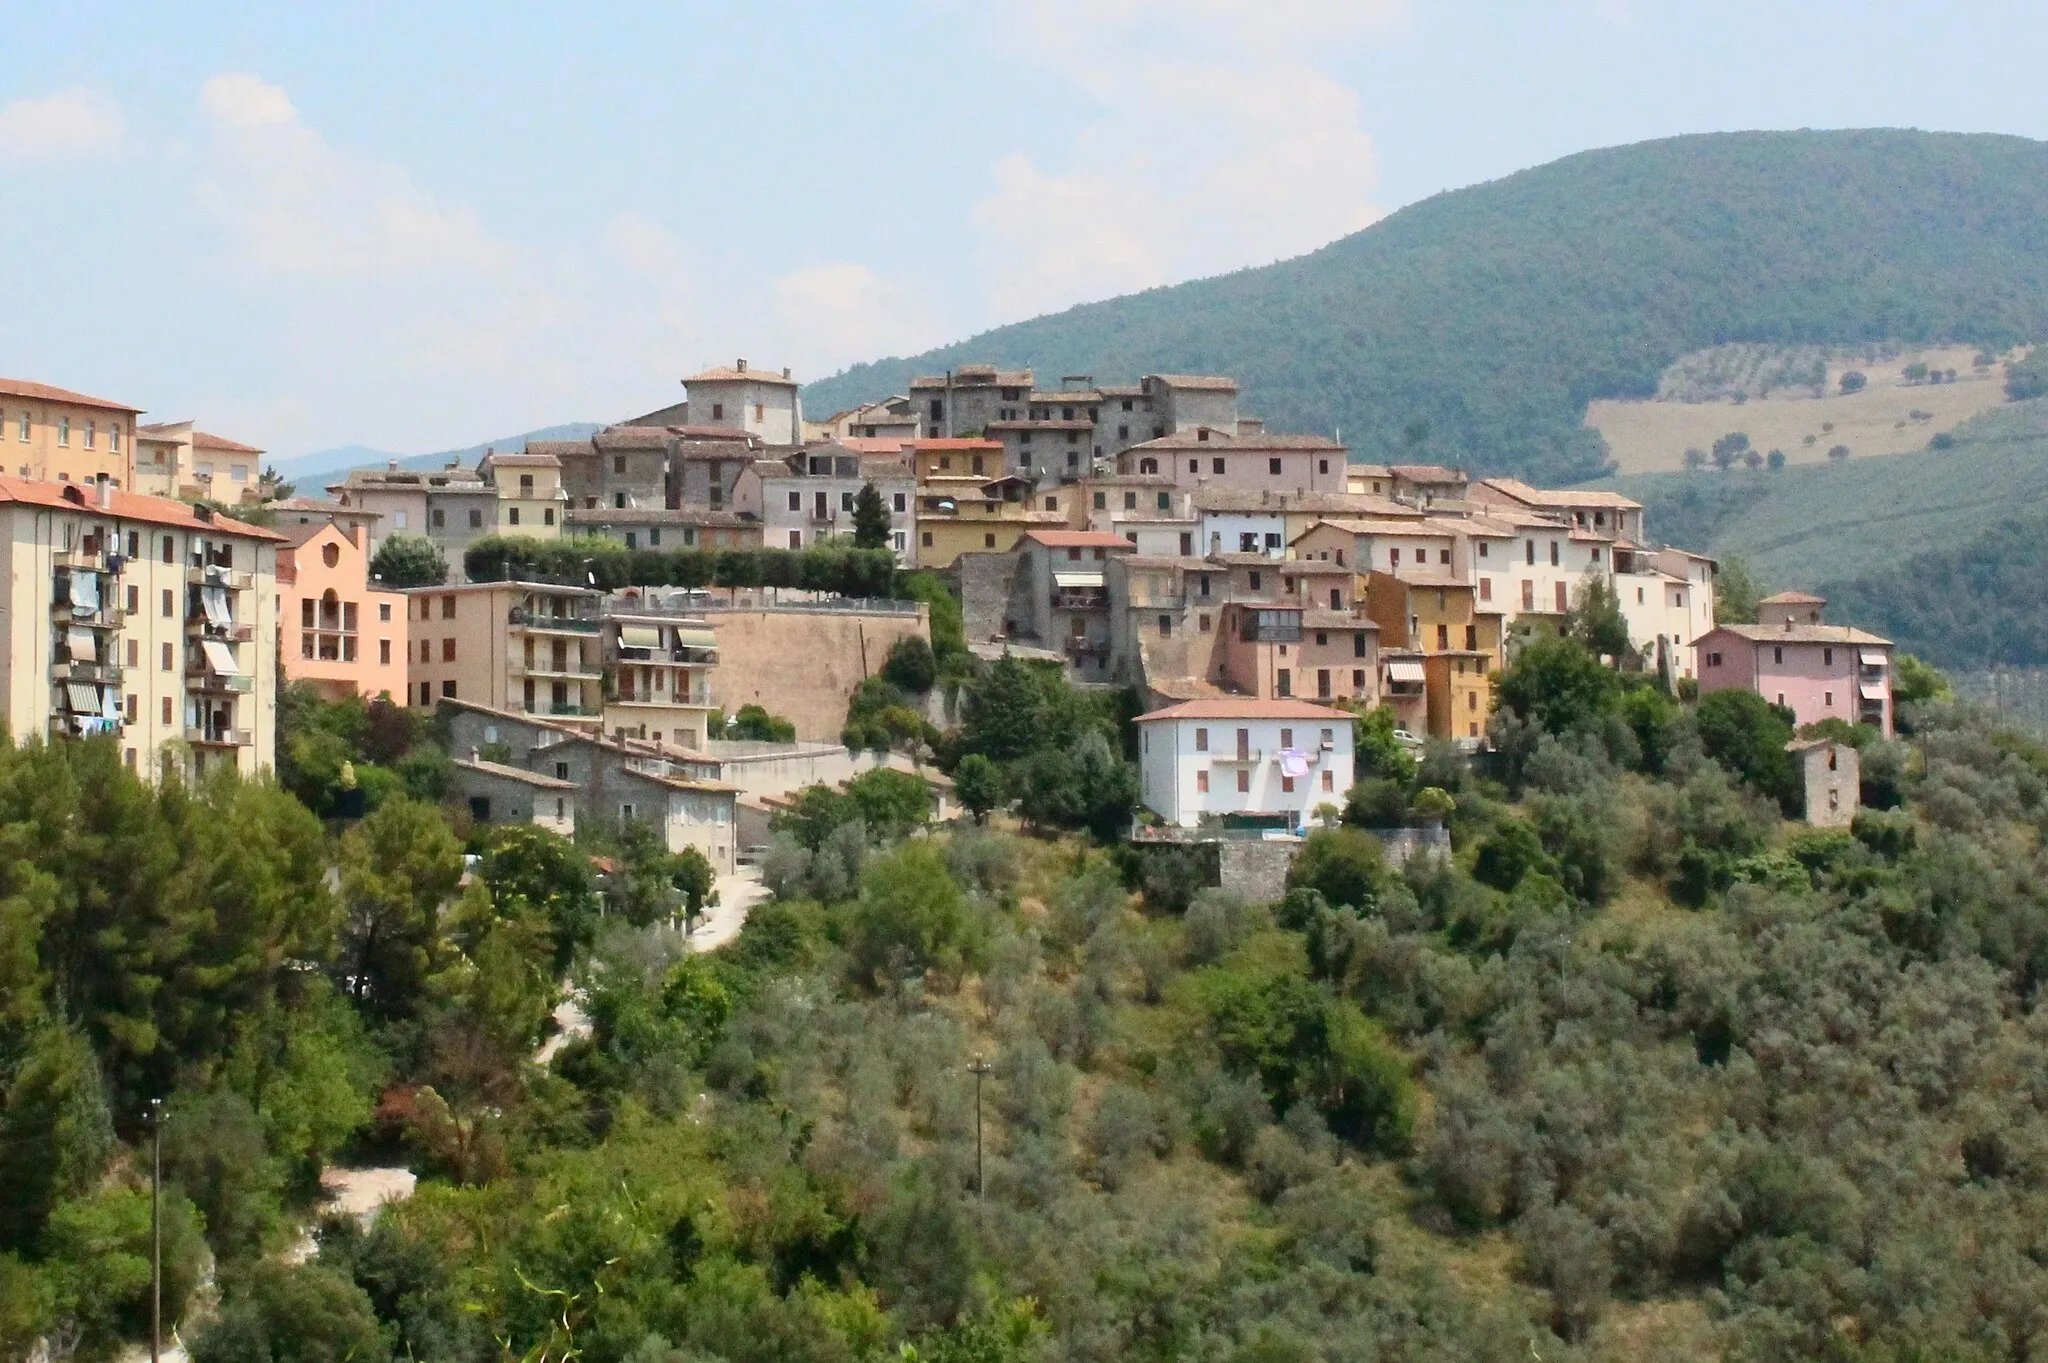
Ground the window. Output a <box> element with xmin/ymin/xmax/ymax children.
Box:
<box><xmin>555</xmin><ymin>761</ymin><xmax>570</xmax><ymax>780</ymax></box>
<box><xmin>1158</xmin><ymin>614</ymin><xmax>1171</xmax><ymax>637</ymax></box>
<box><xmin>379</xmin><ymin>639</ymin><xmax>391</xmax><ymax>665</ymax></box>
<box><xmin>1198</xmin><ymin>613</ymin><xmax>1211</xmax><ymax>633</ymax></box>
<box><xmin>231</xmin><ymin>464</ymin><xmax>248</xmax><ymax>482</ymax></box>
<box><xmin>83</xmin><ymin>421</ymin><xmax>95</xmax><ymax>450</ymax></box>
<box><xmin>57</xmin><ymin>417</ymin><xmax>69</xmax><ymax>447</ymax></box>
<box><xmin>162</xmin><ymin>696</ymin><xmax>173</xmax><ymax>724</ymax></box>
<box><xmin>1436</xmin><ymin>624</ymin><xmax>1449</xmax><ymax>649</ymax></box>
<box><xmin>1277</xmin><ymin>668</ymin><xmax>1291</xmax><ymax>697</ymax></box>
<box><xmin>1281</xmin><ymin>774</ymin><xmax>1295</xmax><ymax>793</ymax></box>
<box><xmin>1044</xmin><ymin>496</ymin><xmax>1058</xmax><ymax>511</ymax></box>
<box><xmin>125</xmin><ymin>584</ymin><xmax>138</xmax><ymax>613</ymax></box>
<box><xmin>1268</xmin><ymin>458</ymin><xmax>1282</xmax><ymax>475</ymax></box>
<box><xmin>1774</xmin><ymin>646</ymin><xmax>1784</xmax><ymax>665</ymax></box>
<box><xmin>507</xmin><ymin>508</ymin><xmax>520</xmax><ymax>526</ymax></box>
<box><xmin>126</xmin><ymin>638</ymin><xmax>138</xmax><ymax>667</ymax></box>
<box><xmin>646</xmin><ymin>527</ymin><xmax>656</xmax><ymax>544</ymax></box>
<box><xmin>161</xmin><ymin>642</ymin><xmax>173</xmax><ymax>671</ymax></box>
<box><xmin>1389</xmin><ymin>547</ymin><xmax>1400</xmax><ymax>567</ymax></box>
<box><xmin>1823</xmin><ymin>647</ymin><xmax>1833</xmax><ymax>665</ymax></box>
<box><xmin>1825</xmin><ymin>691</ymin><xmax>1834</xmax><ymax>707</ymax></box>
<box><xmin>893</xmin><ymin>492</ymin><xmax>907</xmax><ymax>513</ymax></box>
<box><xmin>1195</xmin><ymin>727</ymin><xmax>1208</xmax><ymax>752</ymax></box>
<box><xmin>395</xmin><ymin>510</ymin><xmax>408</xmax><ymax>528</ymax></box>
<box><xmin>984</xmin><ymin>533</ymin><xmax>996</xmax><ymax>548</ymax></box>
<box><xmin>1321</xmin><ymin>769</ymin><xmax>1334</xmax><ymax>792</ymax></box>
<box><xmin>841</xmin><ymin>492</ymin><xmax>855</xmax><ymax>512</ymax></box>
<box><xmin>1236</xmin><ymin>769</ymin><xmax>1250</xmax><ymax>794</ymax></box>
<box><xmin>431</xmin><ymin>508</ymin><xmax>446</xmax><ymax>528</ymax></box>
<box><xmin>420</xmin><ymin>681</ymin><xmax>433</xmax><ymax>705</ymax></box>
<box><xmin>921</xmin><ymin>531</ymin><xmax>933</xmax><ymax>548</ymax></box>
<box><xmin>420</xmin><ymin>639</ymin><xmax>432</xmax><ymax>662</ymax></box>
<box><xmin>469</xmin><ymin>508</ymin><xmax>484</xmax><ymax>528</ymax></box>
<box><xmin>789</xmin><ymin>530</ymin><xmax>803</xmax><ymax>549</ymax></box>
<box><xmin>1196</xmin><ymin>769</ymin><xmax>1209</xmax><ymax>794</ymax></box>
<box><xmin>1776</xmin><ymin>692</ymin><xmax>1786</xmax><ymax>707</ymax></box>
<box><xmin>1550</xmin><ymin>540</ymin><xmax>1559</xmax><ymax>566</ymax></box>
<box><xmin>442</xmin><ymin>680</ymin><xmax>457</xmax><ymax>698</ymax></box>
<box><xmin>754</xmin><ymin>403</ymin><xmax>765</xmax><ymax>422</ymax></box>
<box><xmin>614</xmin><ymin>455</ymin><xmax>627</xmax><ymax>475</ymax></box>
<box><xmin>1212</xmin><ymin>457</ymin><xmax>1225</xmax><ymax>475</ymax></box>
<box><xmin>442</xmin><ymin>595</ymin><xmax>456</xmax><ymax>619</ymax></box>
<box><xmin>712</xmin><ymin>403</ymin><xmax>725</xmax><ymax>420</ymax></box>
<box><xmin>615</xmin><ymin>492</ymin><xmax>627</xmax><ymax>509</ymax></box>
<box><xmin>1708</xmin><ymin>651</ymin><xmax>1722</xmax><ymax>667</ymax></box>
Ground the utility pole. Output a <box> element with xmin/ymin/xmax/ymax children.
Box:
<box><xmin>967</xmin><ymin>1056</ymin><xmax>993</xmax><ymax>1199</ymax></box>
<box><xmin>149</xmin><ymin>1097</ymin><xmax>164</xmax><ymax>1363</ymax></box>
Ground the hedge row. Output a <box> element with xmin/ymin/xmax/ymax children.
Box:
<box><xmin>462</xmin><ymin>535</ymin><xmax>901</xmax><ymax>598</ymax></box>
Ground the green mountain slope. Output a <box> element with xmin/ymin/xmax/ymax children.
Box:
<box><xmin>807</xmin><ymin>130</ymin><xmax>2048</xmax><ymax>485</ymax></box>
<box><xmin>1594</xmin><ymin>398</ymin><xmax>2048</xmax><ymax>667</ymax></box>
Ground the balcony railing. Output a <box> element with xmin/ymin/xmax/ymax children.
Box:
<box><xmin>189</xmin><ymin>619</ymin><xmax>256</xmax><ymax>642</ymax></box>
<box><xmin>54</xmin><ymin>548</ymin><xmax>113</xmax><ymax>572</ymax></box>
<box><xmin>186</xmin><ymin>567</ymin><xmax>253</xmax><ymax>590</ymax></box>
<box><xmin>187</xmin><ymin>671</ymin><xmax>255</xmax><ymax>694</ymax></box>
<box><xmin>1052</xmin><ymin>590</ymin><xmax>1109</xmax><ymax>611</ymax></box>
<box><xmin>185</xmin><ymin>726</ymin><xmax>254</xmax><ymax>747</ymax></box>
<box><xmin>55</xmin><ymin>660</ymin><xmax>123</xmax><ymax>685</ymax></box>
<box><xmin>528</xmin><ymin>703</ymin><xmax>599</xmax><ymax>719</ymax></box>
<box><xmin>509</xmin><ymin>608</ymin><xmax>601</xmax><ymax>634</ymax></box>
<box><xmin>510</xmin><ymin>658</ymin><xmax>602</xmax><ymax>678</ymax></box>
<box><xmin>1210</xmin><ymin>748</ymin><xmax>1264</xmax><ymax>764</ymax></box>
<box><xmin>612</xmin><ymin>691</ymin><xmax>713</xmax><ymax>708</ymax></box>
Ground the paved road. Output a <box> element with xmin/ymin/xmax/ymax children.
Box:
<box><xmin>692</xmin><ymin>865</ymin><xmax>767</xmax><ymax>952</ymax></box>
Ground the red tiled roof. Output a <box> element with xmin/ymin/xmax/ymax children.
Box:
<box><xmin>684</xmin><ymin>366</ymin><xmax>799</xmax><ymax>388</ymax></box>
<box><xmin>191</xmin><ymin>431</ymin><xmax>264</xmax><ymax>454</ymax></box>
<box><xmin>1022</xmin><ymin>530</ymin><xmax>1137</xmax><ymax>550</ymax></box>
<box><xmin>0</xmin><ymin>378</ymin><xmax>142</xmax><ymax>414</ymax></box>
<box><xmin>1137</xmin><ymin>697</ymin><xmax>1352</xmax><ymax>722</ymax></box>
<box><xmin>0</xmin><ymin>474</ymin><xmax>284</xmax><ymax>540</ymax></box>
<box><xmin>912</xmin><ymin>438</ymin><xmax>1005</xmax><ymax>451</ymax></box>
<box><xmin>1760</xmin><ymin>590</ymin><xmax>1827</xmax><ymax>604</ymax></box>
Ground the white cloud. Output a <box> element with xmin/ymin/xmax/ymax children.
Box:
<box><xmin>0</xmin><ymin>89</ymin><xmax>125</xmax><ymax>163</ymax></box>
<box><xmin>773</xmin><ymin>261</ymin><xmax>944</xmax><ymax>372</ymax></box>
<box><xmin>194</xmin><ymin>72</ymin><xmax>511</xmax><ymax>277</ymax></box>
<box><xmin>968</xmin><ymin>55</ymin><xmax>1382</xmax><ymax>319</ymax></box>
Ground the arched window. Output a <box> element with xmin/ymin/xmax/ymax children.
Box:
<box><xmin>322</xmin><ymin>542</ymin><xmax>341</xmax><ymax>568</ymax></box>
<box><xmin>1139</xmin><ymin>457</ymin><xmax>1158</xmax><ymax>474</ymax></box>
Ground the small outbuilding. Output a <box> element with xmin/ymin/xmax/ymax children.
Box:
<box><xmin>1787</xmin><ymin>737</ymin><xmax>1859</xmax><ymax>828</ymax></box>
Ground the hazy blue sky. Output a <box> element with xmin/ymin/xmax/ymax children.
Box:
<box><xmin>2</xmin><ymin>0</ymin><xmax>2044</xmax><ymax>457</ymax></box>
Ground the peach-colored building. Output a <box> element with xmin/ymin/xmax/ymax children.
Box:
<box><xmin>1694</xmin><ymin>592</ymin><xmax>1894</xmax><ymax>737</ymax></box>
<box><xmin>0</xmin><ymin>379</ymin><xmax>141</xmax><ymax>487</ymax></box>
<box><xmin>278</xmin><ymin>520</ymin><xmax>408</xmax><ymax>702</ymax></box>
<box><xmin>1119</xmin><ymin>430</ymin><xmax>1347</xmax><ymax>494</ymax></box>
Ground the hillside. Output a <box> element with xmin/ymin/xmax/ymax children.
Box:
<box><xmin>278</xmin><ymin>422</ymin><xmax>602</xmax><ymax>492</ymax></box>
<box><xmin>1586</xmin><ymin>342</ymin><xmax>2017</xmax><ymax>474</ymax></box>
<box><xmin>806</xmin><ymin>129</ymin><xmax>2048</xmax><ymax>485</ymax></box>
<box><xmin>1591</xmin><ymin>396</ymin><xmax>2048</xmax><ymax>673</ymax></box>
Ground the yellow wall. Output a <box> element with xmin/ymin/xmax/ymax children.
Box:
<box><xmin>0</xmin><ymin>399</ymin><xmax>133</xmax><ymax>486</ymax></box>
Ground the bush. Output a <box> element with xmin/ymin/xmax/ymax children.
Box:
<box><xmin>882</xmin><ymin>636</ymin><xmax>938</xmax><ymax>694</ymax></box>
<box><xmin>1695</xmin><ymin>689</ymin><xmax>1799</xmax><ymax>811</ymax></box>
<box><xmin>370</xmin><ymin>533</ymin><xmax>447</xmax><ymax>588</ymax></box>
<box><xmin>1286</xmin><ymin>828</ymin><xmax>1387</xmax><ymax>914</ymax></box>
<box><xmin>1839</xmin><ymin>370</ymin><xmax>1867</xmax><ymax>394</ymax></box>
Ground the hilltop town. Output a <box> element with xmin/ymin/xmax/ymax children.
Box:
<box><xmin>0</xmin><ymin>359</ymin><xmax>1892</xmax><ymax>852</ymax></box>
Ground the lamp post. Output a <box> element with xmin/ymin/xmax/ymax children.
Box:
<box><xmin>967</xmin><ymin>1056</ymin><xmax>993</xmax><ymax>1199</ymax></box>
<box><xmin>148</xmin><ymin>1097</ymin><xmax>164</xmax><ymax>1363</ymax></box>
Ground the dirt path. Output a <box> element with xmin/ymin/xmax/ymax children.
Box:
<box><xmin>692</xmin><ymin>866</ymin><xmax>766</xmax><ymax>952</ymax></box>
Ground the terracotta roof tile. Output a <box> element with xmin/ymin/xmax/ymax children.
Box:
<box><xmin>0</xmin><ymin>474</ymin><xmax>284</xmax><ymax>541</ymax></box>
<box><xmin>1137</xmin><ymin>697</ymin><xmax>1351</xmax><ymax>722</ymax></box>
<box><xmin>0</xmin><ymin>378</ymin><xmax>142</xmax><ymax>413</ymax></box>
<box><xmin>684</xmin><ymin>366</ymin><xmax>799</xmax><ymax>388</ymax></box>
<box><xmin>1022</xmin><ymin>530</ymin><xmax>1138</xmax><ymax>550</ymax></box>
<box><xmin>191</xmin><ymin>431</ymin><xmax>264</xmax><ymax>454</ymax></box>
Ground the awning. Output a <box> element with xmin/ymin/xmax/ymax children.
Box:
<box><xmin>619</xmin><ymin>625</ymin><xmax>662</xmax><ymax>650</ymax></box>
<box><xmin>101</xmin><ymin>687</ymin><xmax>122</xmax><ymax>721</ymax></box>
<box><xmin>1053</xmin><ymin>571</ymin><xmax>1105</xmax><ymax>588</ymax></box>
<box><xmin>65</xmin><ymin>683</ymin><xmax>98</xmax><ymax>714</ymax></box>
<box><xmin>201</xmin><ymin>640</ymin><xmax>242</xmax><ymax>676</ymax></box>
<box><xmin>1859</xmin><ymin>683</ymin><xmax>1887</xmax><ymax>701</ymax></box>
<box><xmin>201</xmin><ymin>585</ymin><xmax>232</xmax><ymax>626</ymax></box>
<box><xmin>1387</xmin><ymin>660</ymin><xmax>1426</xmax><ymax>683</ymax></box>
<box><xmin>675</xmin><ymin>627</ymin><xmax>718</xmax><ymax>650</ymax></box>
<box><xmin>1860</xmin><ymin>651</ymin><xmax>1886</xmax><ymax>666</ymax></box>
<box><xmin>67</xmin><ymin>628</ymin><xmax>97</xmax><ymax>663</ymax></box>
<box><xmin>69</xmin><ymin>571</ymin><xmax>98</xmax><ymax>613</ymax></box>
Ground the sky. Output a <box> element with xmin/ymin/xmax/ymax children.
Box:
<box><xmin>2</xmin><ymin>0</ymin><xmax>2046</xmax><ymax>460</ymax></box>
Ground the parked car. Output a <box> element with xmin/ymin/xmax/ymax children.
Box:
<box><xmin>1391</xmin><ymin>728</ymin><xmax>1424</xmax><ymax>750</ymax></box>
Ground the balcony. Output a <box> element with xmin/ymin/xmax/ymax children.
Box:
<box><xmin>1051</xmin><ymin>589</ymin><xmax>1109</xmax><ymax>611</ymax></box>
<box><xmin>185</xmin><ymin>726</ymin><xmax>253</xmax><ymax>747</ymax></box>
<box><xmin>55</xmin><ymin>660</ymin><xmax>123</xmax><ymax>685</ymax></box>
<box><xmin>509</xmin><ymin>608</ymin><xmax>600</xmax><ymax>634</ymax></box>
<box><xmin>190</xmin><ymin>619</ymin><xmax>257</xmax><ymax>642</ymax></box>
<box><xmin>612</xmin><ymin>689</ymin><xmax>713</xmax><ymax>709</ymax></box>
<box><xmin>53</xmin><ymin>603</ymin><xmax>127</xmax><ymax>629</ymax></box>
<box><xmin>528</xmin><ymin>703</ymin><xmax>599</xmax><ymax>719</ymax></box>
<box><xmin>54</xmin><ymin>548</ymin><xmax>112</xmax><ymax>573</ymax></box>
<box><xmin>187</xmin><ymin>671</ymin><xmax>255</xmax><ymax>695</ymax></box>
<box><xmin>1064</xmin><ymin>636</ymin><xmax>1111</xmax><ymax>659</ymax></box>
<box><xmin>510</xmin><ymin>657</ymin><xmax>602</xmax><ymax>678</ymax></box>
<box><xmin>1209</xmin><ymin>748</ymin><xmax>1265</xmax><ymax>764</ymax></box>
<box><xmin>186</xmin><ymin>566</ymin><xmax>253</xmax><ymax>590</ymax></box>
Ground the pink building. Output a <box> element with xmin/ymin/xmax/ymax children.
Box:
<box><xmin>1118</xmin><ymin>430</ymin><xmax>1347</xmax><ymax>494</ymax></box>
<box><xmin>1693</xmin><ymin>591</ymin><xmax>1893</xmax><ymax>737</ymax></box>
<box><xmin>278</xmin><ymin>520</ymin><xmax>409</xmax><ymax>703</ymax></box>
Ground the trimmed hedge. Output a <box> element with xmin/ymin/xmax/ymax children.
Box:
<box><xmin>462</xmin><ymin>535</ymin><xmax>899</xmax><ymax>598</ymax></box>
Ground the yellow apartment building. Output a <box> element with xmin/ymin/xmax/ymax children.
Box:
<box><xmin>915</xmin><ymin>474</ymin><xmax>1065</xmax><ymax>568</ymax></box>
<box><xmin>481</xmin><ymin>448</ymin><xmax>568</xmax><ymax>537</ymax></box>
<box><xmin>0</xmin><ymin>379</ymin><xmax>141</xmax><ymax>487</ymax></box>
<box><xmin>0</xmin><ymin>476</ymin><xmax>280</xmax><ymax>779</ymax></box>
<box><xmin>132</xmin><ymin>422</ymin><xmax>268</xmax><ymax>503</ymax></box>
<box><xmin>603</xmin><ymin>605</ymin><xmax>718</xmax><ymax>750</ymax></box>
<box><xmin>1362</xmin><ymin>569</ymin><xmax>1501</xmax><ymax>744</ymax></box>
<box><xmin>404</xmin><ymin>580</ymin><xmax>604</xmax><ymax>723</ymax></box>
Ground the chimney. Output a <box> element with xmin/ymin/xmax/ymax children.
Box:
<box><xmin>736</xmin><ymin>358</ymin><xmax>748</xmax><ymax>373</ymax></box>
<box><xmin>782</xmin><ymin>366</ymin><xmax>791</xmax><ymax>380</ymax></box>
<box><xmin>388</xmin><ymin>459</ymin><xmax>399</xmax><ymax>472</ymax></box>
<box><xmin>96</xmin><ymin>476</ymin><xmax>113</xmax><ymax>511</ymax></box>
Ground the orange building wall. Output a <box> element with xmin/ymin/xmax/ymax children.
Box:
<box><xmin>279</xmin><ymin>523</ymin><xmax>409</xmax><ymax>702</ymax></box>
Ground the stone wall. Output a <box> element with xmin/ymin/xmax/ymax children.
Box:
<box><xmin>1215</xmin><ymin>839</ymin><xmax>1302</xmax><ymax>902</ymax></box>
<box><xmin>955</xmin><ymin>550</ymin><xmax>1022</xmax><ymax>644</ymax></box>
<box><xmin>703</xmin><ymin>603</ymin><xmax>930</xmax><ymax>742</ymax></box>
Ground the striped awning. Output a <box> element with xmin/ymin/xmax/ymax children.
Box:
<box><xmin>202</xmin><ymin>640</ymin><xmax>242</xmax><ymax>676</ymax></box>
<box><xmin>619</xmin><ymin>625</ymin><xmax>662</xmax><ymax>650</ymax></box>
<box><xmin>1859</xmin><ymin>683</ymin><xmax>1887</xmax><ymax>701</ymax></box>
<box><xmin>675</xmin><ymin>627</ymin><xmax>718</xmax><ymax>649</ymax></box>
<box><xmin>1387</xmin><ymin>660</ymin><xmax>1426</xmax><ymax>683</ymax></box>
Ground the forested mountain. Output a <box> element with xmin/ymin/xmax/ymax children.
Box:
<box><xmin>806</xmin><ymin>129</ymin><xmax>2048</xmax><ymax>485</ymax></box>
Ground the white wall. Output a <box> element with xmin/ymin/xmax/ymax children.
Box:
<box><xmin>1139</xmin><ymin>715</ymin><xmax>1355</xmax><ymax>828</ymax></box>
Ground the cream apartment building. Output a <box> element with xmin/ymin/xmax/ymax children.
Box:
<box><xmin>0</xmin><ymin>379</ymin><xmax>142</xmax><ymax>486</ymax></box>
<box><xmin>603</xmin><ymin>604</ymin><xmax>718</xmax><ymax>750</ymax></box>
<box><xmin>133</xmin><ymin>422</ymin><xmax>268</xmax><ymax>504</ymax></box>
<box><xmin>0</xmin><ymin>475</ymin><xmax>280</xmax><ymax>780</ymax></box>
<box><xmin>404</xmin><ymin>580</ymin><xmax>603</xmax><ymax>722</ymax></box>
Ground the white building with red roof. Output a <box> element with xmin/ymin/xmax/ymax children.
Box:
<box><xmin>1136</xmin><ymin>696</ymin><xmax>1355</xmax><ymax>830</ymax></box>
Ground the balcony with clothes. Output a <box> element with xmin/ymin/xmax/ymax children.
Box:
<box><xmin>190</xmin><ymin>575</ymin><xmax>253</xmax><ymax>642</ymax></box>
<box><xmin>53</xmin><ymin>624</ymin><xmax>123</xmax><ymax>686</ymax></box>
<box><xmin>1051</xmin><ymin>568</ymin><xmax>1110</xmax><ymax>613</ymax></box>
<box><xmin>186</xmin><ymin>702</ymin><xmax>252</xmax><ymax>747</ymax></box>
<box><xmin>52</xmin><ymin>563</ymin><xmax>124</xmax><ymax>629</ymax></box>
<box><xmin>299</xmin><ymin>590</ymin><xmax>358</xmax><ymax>662</ymax></box>
<box><xmin>51</xmin><ymin>672</ymin><xmax>123</xmax><ymax>738</ymax></box>
<box><xmin>187</xmin><ymin>543</ymin><xmax>253</xmax><ymax>591</ymax></box>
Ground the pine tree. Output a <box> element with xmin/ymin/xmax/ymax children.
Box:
<box><xmin>851</xmin><ymin>481</ymin><xmax>892</xmax><ymax>550</ymax></box>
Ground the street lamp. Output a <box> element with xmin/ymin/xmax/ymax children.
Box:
<box><xmin>966</xmin><ymin>1056</ymin><xmax>994</xmax><ymax>1199</ymax></box>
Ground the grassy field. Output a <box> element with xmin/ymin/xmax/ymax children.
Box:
<box><xmin>1589</xmin><ymin>394</ymin><xmax>2048</xmax><ymax>587</ymax></box>
<box><xmin>1586</xmin><ymin>343</ymin><xmax>2010</xmax><ymax>474</ymax></box>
